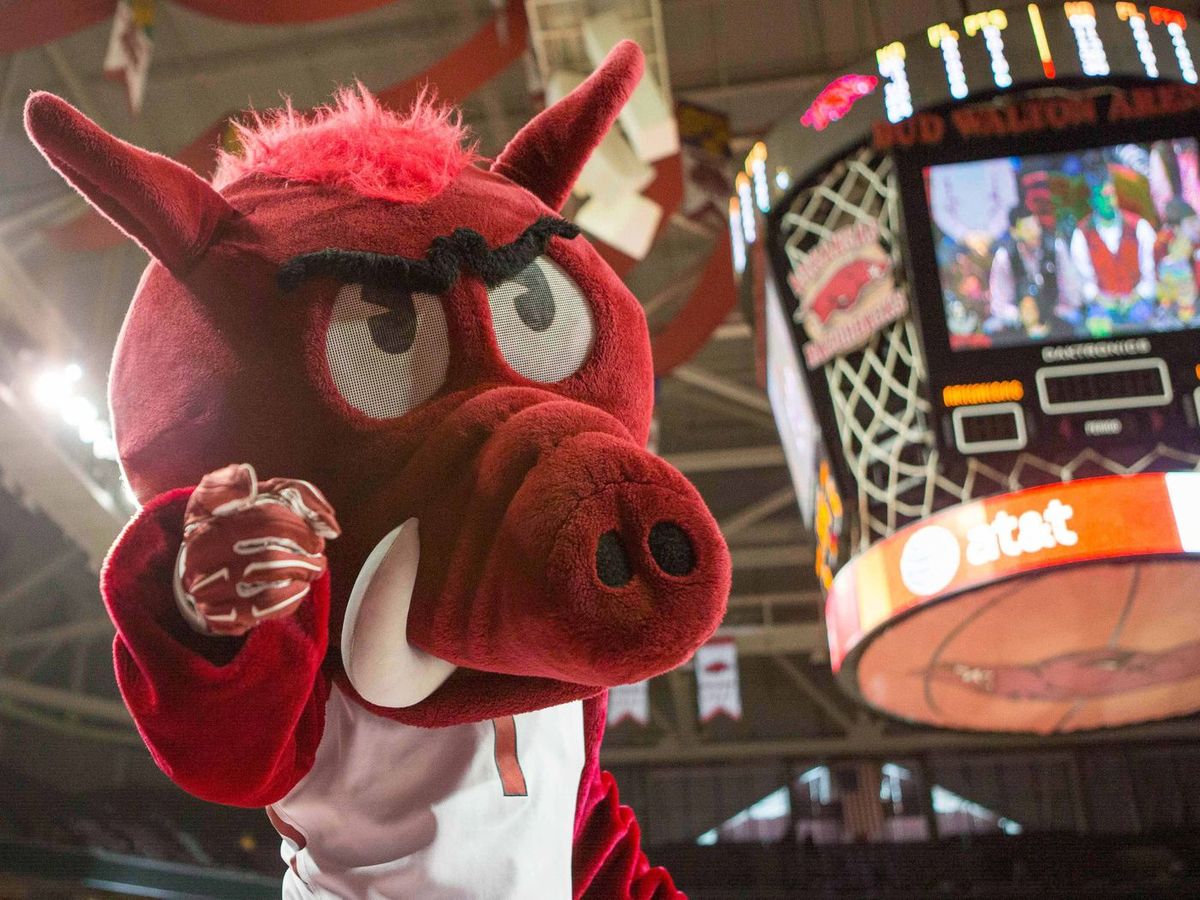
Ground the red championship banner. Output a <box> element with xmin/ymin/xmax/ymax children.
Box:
<box><xmin>607</xmin><ymin>681</ymin><xmax>650</xmax><ymax>727</ymax></box>
<box><xmin>695</xmin><ymin>637</ymin><xmax>742</xmax><ymax>722</ymax></box>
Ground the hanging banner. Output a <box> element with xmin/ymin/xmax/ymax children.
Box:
<box><xmin>103</xmin><ymin>0</ymin><xmax>155</xmax><ymax>114</ymax></box>
<box><xmin>838</xmin><ymin>762</ymin><xmax>885</xmax><ymax>842</ymax></box>
<box><xmin>607</xmin><ymin>680</ymin><xmax>650</xmax><ymax>727</ymax></box>
<box><xmin>49</xmin><ymin>0</ymin><xmax>531</xmax><ymax>250</ymax></box>
<box><xmin>695</xmin><ymin>637</ymin><xmax>742</xmax><ymax>722</ymax></box>
<box><xmin>676</xmin><ymin>100</ymin><xmax>733</xmax><ymax>234</ymax></box>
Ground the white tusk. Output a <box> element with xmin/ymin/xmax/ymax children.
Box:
<box><xmin>341</xmin><ymin>519</ymin><xmax>457</xmax><ymax>708</ymax></box>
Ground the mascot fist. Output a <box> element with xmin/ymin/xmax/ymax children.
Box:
<box><xmin>173</xmin><ymin>464</ymin><xmax>340</xmax><ymax>636</ymax></box>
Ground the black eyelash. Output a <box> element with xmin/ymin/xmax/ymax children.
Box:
<box><xmin>277</xmin><ymin>216</ymin><xmax>580</xmax><ymax>298</ymax></box>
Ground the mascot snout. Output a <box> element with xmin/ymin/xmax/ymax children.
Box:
<box><xmin>341</xmin><ymin>387</ymin><xmax>730</xmax><ymax>704</ymax></box>
<box><xmin>477</xmin><ymin>410</ymin><xmax>730</xmax><ymax>686</ymax></box>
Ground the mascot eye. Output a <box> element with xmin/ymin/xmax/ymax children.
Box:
<box><xmin>486</xmin><ymin>257</ymin><xmax>595</xmax><ymax>383</ymax></box>
<box><xmin>325</xmin><ymin>283</ymin><xmax>450</xmax><ymax>418</ymax></box>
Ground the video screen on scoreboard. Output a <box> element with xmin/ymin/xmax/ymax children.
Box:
<box><xmin>925</xmin><ymin>138</ymin><xmax>1200</xmax><ymax>351</ymax></box>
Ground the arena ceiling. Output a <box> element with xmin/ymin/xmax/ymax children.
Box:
<box><xmin>1</xmin><ymin>0</ymin><xmax>1200</xmax><ymax>796</ymax></box>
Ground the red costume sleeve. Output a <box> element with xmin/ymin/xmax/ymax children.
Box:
<box><xmin>101</xmin><ymin>488</ymin><xmax>329</xmax><ymax>807</ymax></box>
<box><xmin>573</xmin><ymin>769</ymin><xmax>685</xmax><ymax>899</ymax></box>
<box><xmin>573</xmin><ymin>696</ymin><xmax>685</xmax><ymax>899</ymax></box>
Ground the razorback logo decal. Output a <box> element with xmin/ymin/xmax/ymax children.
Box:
<box><xmin>808</xmin><ymin>258</ymin><xmax>888</xmax><ymax>323</ymax></box>
<box><xmin>801</xmin><ymin>74</ymin><xmax>879</xmax><ymax>131</ymax></box>
<box><xmin>789</xmin><ymin>221</ymin><xmax>908</xmax><ymax>368</ymax></box>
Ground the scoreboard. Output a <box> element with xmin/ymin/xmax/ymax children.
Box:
<box><xmin>748</xmin><ymin>3</ymin><xmax>1200</xmax><ymax>735</ymax></box>
<box><xmin>747</xmin><ymin>3</ymin><xmax>1200</xmax><ymax>221</ymax></box>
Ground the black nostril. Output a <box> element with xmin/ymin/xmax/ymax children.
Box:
<box><xmin>648</xmin><ymin>521</ymin><xmax>695</xmax><ymax>576</ymax></box>
<box><xmin>596</xmin><ymin>531</ymin><xmax>633</xmax><ymax>587</ymax></box>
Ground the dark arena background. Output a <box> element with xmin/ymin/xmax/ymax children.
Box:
<box><xmin>3</xmin><ymin>1</ymin><xmax>1200</xmax><ymax>897</ymax></box>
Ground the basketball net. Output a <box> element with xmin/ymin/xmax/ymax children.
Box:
<box><xmin>779</xmin><ymin>147</ymin><xmax>1200</xmax><ymax>558</ymax></box>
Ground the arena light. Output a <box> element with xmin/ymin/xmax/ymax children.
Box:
<box><xmin>1118</xmin><ymin>3</ymin><xmax>1160</xmax><ymax>77</ymax></box>
<box><xmin>1028</xmin><ymin>4</ymin><xmax>1057</xmax><ymax>78</ymax></box>
<box><xmin>735</xmin><ymin>173</ymin><xmax>757</xmax><ymax>244</ymax></box>
<box><xmin>928</xmin><ymin>23</ymin><xmax>969</xmax><ymax>99</ymax></box>
<box><xmin>1169</xmin><ymin>23</ymin><xmax>1198</xmax><ymax>82</ymax></box>
<box><xmin>1065</xmin><ymin>2</ymin><xmax>1111</xmax><ymax>76</ymax></box>
<box><xmin>1151</xmin><ymin>7</ymin><xmax>1198</xmax><ymax>83</ymax></box>
<box><xmin>963</xmin><ymin>10</ymin><xmax>1013</xmax><ymax>89</ymax></box>
<box><xmin>941</xmin><ymin>380</ymin><xmax>1025</xmax><ymax>407</ymax></box>
<box><xmin>876</xmin><ymin>41</ymin><xmax>913</xmax><ymax>123</ymax></box>
<box><xmin>27</xmin><ymin>362</ymin><xmax>121</xmax><ymax>462</ymax></box>
<box><xmin>729</xmin><ymin>197</ymin><xmax>747</xmax><ymax>274</ymax></box>
<box><xmin>61</xmin><ymin>395</ymin><xmax>98</xmax><ymax>429</ymax></box>
<box><xmin>745</xmin><ymin>142</ymin><xmax>770</xmax><ymax>213</ymax></box>
<box><xmin>31</xmin><ymin>363</ymin><xmax>82</xmax><ymax>410</ymax></box>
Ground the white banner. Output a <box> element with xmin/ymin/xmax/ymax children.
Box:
<box><xmin>607</xmin><ymin>681</ymin><xmax>650</xmax><ymax>727</ymax></box>
<box><xmin>104</xmin><ymin>0</ymin><xmax>155</xmax><ymax>114</ymax></box>
<box><xmin>695</xmin><ymin>637</ymin><xmax>742</xmax><ymax>722</ymax></box>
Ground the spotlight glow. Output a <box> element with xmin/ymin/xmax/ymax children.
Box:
<box><xmin>32</xmin><ymin>369</ymin><xmax>75</xmax><ymax>409</ymax></box>
<box><xmin>736</xmin><ymin>173</ymin><xmax>757</xmax><ymax>244</ymax></box>
<box><xmin>746</xmin><ymin>142</ymin><xmax>771</xmax><ymax>213</ymax></box>
<box><xmin>729</xmin><ymin>197</ymin><xmax>748</xmax><ymax>275</ymax></box>
<box><xmin>61</xmin><ymin>396</ymin><xmax>98</xmax><ymax>428</ymax></box>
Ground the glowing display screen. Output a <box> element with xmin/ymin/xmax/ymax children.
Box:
<box><xmin>926</xmin><ymin>138</ymin><xmax>1200</xmax><ymax>351</ymax></box>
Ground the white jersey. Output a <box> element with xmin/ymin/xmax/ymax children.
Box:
<box><xmin>270</xmin><ymin>686</ymin><xmax>585</xmax><ymax>899</ymax></box>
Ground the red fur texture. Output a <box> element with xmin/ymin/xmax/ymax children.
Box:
<box><xmin>24</xmin><ymin>92</ymin><xmax>233</xmax><ymax>272</ymax></box>
<box><xmin>493</xmin><ymin>39</ymin><xmax>643</xmax><ymax>211</ymax></box>
<box><xmin>213</xmin><ymin>87</ymin><xmax>477</xmax><ymax>203</ymax></box>
<box><xmin>28</xmin><ymin>40</ymin><xmax>719</xmax><ymax>899</ymax></box>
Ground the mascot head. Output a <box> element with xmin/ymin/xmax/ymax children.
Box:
<box><xmin>24</xmin><ymin>42</ymin><xmax>730</xmax><ymax>726</ymax></box>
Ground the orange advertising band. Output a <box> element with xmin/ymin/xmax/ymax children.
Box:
<box><xmin>826</xmin><ymin>472</ymin><xmax>1200</xmax><ymax>673</ymax></box>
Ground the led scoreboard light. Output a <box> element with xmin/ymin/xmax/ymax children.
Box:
<box><xmin>1066</xmin><ymin>1</ymin><xmax>1111</xmax><ymax>75</ymax></box>
<box><xmin>1118</xmin><ymin>2</ymin><xmax>1159</xmax><ymax>76</ymax></box>
<box><xmin>1152</xmin><ymin>5</ymin><xmax>1199</xmax><ymax>82</ymax></box>
<box><xmin>929</xmin><ymin>23</ymin><xmax>970</xmax><ymax>99</ymax></box>
<box><xmin>876</xmin><ymin>41</ymin><xmax>914</xmax><ymax>123</ymax></box>
<box><xmin>964</xmin><ymin>9</ymin><xmax>1015</xmax><ymax>89</ymax></box>
<box><xmin>852</xmin><ymin>3</ymin><xmax>1200</xmax><ymax>128</ymax></box>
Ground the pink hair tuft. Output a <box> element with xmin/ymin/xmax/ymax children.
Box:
<box><xmin>212</xmin><ymin>85</ymin><xmax>477</xmax><ymax>204</ymax></box>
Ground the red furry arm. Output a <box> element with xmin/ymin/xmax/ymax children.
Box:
<box><xmin>573</xmin><ymin>698</ymin><xmax>684</xmax><ymax>899</ymax></box>
<box><xmin>101</xmin><ymin>488</ymin><xmax>329</xmax><ymax>807</ymax></box>
<box><xmin>573</xmin><ymin>768</ymin><xmax>685</xmax><ymax>900</ymax></box>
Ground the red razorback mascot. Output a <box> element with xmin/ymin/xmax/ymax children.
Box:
<box><xmin>25</xmin><ymin>42</ymin><xmax>730</xmax><ymax>899</ymax></box>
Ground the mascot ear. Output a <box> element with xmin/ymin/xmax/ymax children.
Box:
<box><xmin>491</xmin><ymin>40</ymin><xmax>644</xmax><ymax>211</ymax></box>
<box><xmin>24</xmin><ymin>92</ymin><xmax>234</xmax><ymax>273</ymax></box>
